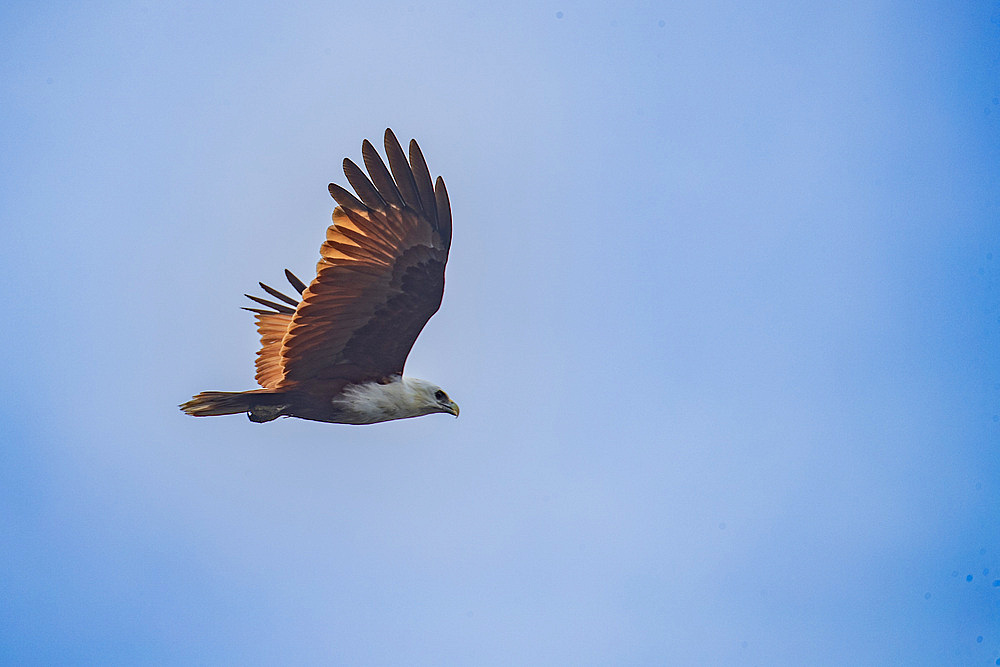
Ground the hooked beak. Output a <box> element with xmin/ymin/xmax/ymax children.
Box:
<box><xmin>445</xmin><ymin>400</ymin><xmax>460</xmax><ymax>418</ymax></box>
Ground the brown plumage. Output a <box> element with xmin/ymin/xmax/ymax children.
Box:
<box><xmin>181</xmin><ymin>130</ymin><xmax>459</xmax><ymax>424</ymax></box>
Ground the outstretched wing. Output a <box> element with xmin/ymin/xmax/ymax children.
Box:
<box><xmin>252</xmin><ymin>129</ymin><xmax>451</xmax><ymax>388</ymax></box>
<box><xmin>243</xmin><ymin>270</ymin><xmax>306</xmax><ymax>389</ymax></box>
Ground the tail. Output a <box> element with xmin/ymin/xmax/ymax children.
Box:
<box><xmin>180</xmin><ymin>390</ymin><xmax>289</xmax><ymax>422</ymax></box>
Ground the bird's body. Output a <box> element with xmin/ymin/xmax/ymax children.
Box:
<box><xmin>181</xmin><ymin>130</ymin><xmax>459</xmax><ymax>425</ymax></box>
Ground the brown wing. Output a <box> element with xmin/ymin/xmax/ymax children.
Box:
<box><xmin>252</xmin><ymin>312</ymin><xmax>292</xmax><ymax>388</ymax></box>
<box><xmin>243</xmin><ymin>270</ymin><xmax>306</xmax><ymax>388</ymax></box>
<box><xmin>249</xmin><ymin>129</ymin><xmax>452</xmax><ymax>388</ymax></box>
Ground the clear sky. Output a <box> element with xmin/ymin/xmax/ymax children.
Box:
<box><xmin>2</xmin><ymin>1</ymin><xmax>998</xmax><ymax>664</ymax></box>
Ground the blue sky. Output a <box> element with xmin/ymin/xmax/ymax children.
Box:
<box><xmin>2</xmin><ymin>1</ymin><xmax>998</xmax><ymax>664</ymax></box>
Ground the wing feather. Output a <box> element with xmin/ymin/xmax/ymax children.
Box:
<box><xmin>284</xmin><ymin>270</ymin><xmax>308</xmax><ymax>295</ymax></box>
<box><xmin>343</xmin><ymin>158</ymin><xmax>385</xmax><ymax>211</ymax></box>
<box><xmin>409</xmin><ymin>139</ymin><xmax>438</xmax><ymax>224</ymax></box>
<box><xmin>327</xmin><ymin>182</ymin><xmax>367</xmax><ymax>215</ymax></box>
<box><xmin>362</xmin><ymin>139</ymin><xmax>404</xmax><ymax>209</ymax></box>
<box><xmin>244</xmin><ymin>293</ymin><xmax>295</xmax><ymax>314</ymax></box>
<box><xmin>434</xmin><ymin>176</ymin><xmax>452</xmax><ymax>246</ymax></box>
<box><xmin>258</xmin><ymin>281</ymin><xmax>299</xmax><ymax>306</ymax></box>
<box><xmin>384</xmin><ymin>129</ymin><xmax>421</xmax><ymax>209</ymax></box>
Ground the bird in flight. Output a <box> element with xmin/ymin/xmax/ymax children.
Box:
<box><xmin>181</xmin><ymin>129</ymin><xmax>459</xmax><ymax>424</ymax></box>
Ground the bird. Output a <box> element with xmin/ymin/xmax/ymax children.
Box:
<box><xmin>180</xmin><ymin>129</ymin><xmax>459</xmax><ymax>425</ymax></box>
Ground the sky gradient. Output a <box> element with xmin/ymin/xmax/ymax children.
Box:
<box><xmin>2</xmin><ymin>1</ymin><xmax>999</xmax><ymax>664</ymax></box>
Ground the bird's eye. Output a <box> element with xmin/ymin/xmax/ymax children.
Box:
<box><xmin>434</xmin><ymin>389</ymin><xmax>447</xmax><ymax>401</ymax></box>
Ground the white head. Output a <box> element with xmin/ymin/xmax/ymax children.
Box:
<box><xmin>398</xmin><ymin>377</ymin><xmax>460</xmax><ymax>418</ymax></box>
<box><xmin>334</xmin><ymin>376</ymin><xmax>459</xmax><ymax>424</ymax></box>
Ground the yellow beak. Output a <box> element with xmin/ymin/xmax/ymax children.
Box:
<box><xmin>446</xmin><ymin>400</ymin><xmax>460</xmax><ymax>417</ymax></box>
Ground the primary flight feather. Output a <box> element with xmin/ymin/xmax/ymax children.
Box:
<box><xmin>180</xmin><ymin>129</ymin><xmax>459</xmax><ymax>424</ymax></box>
